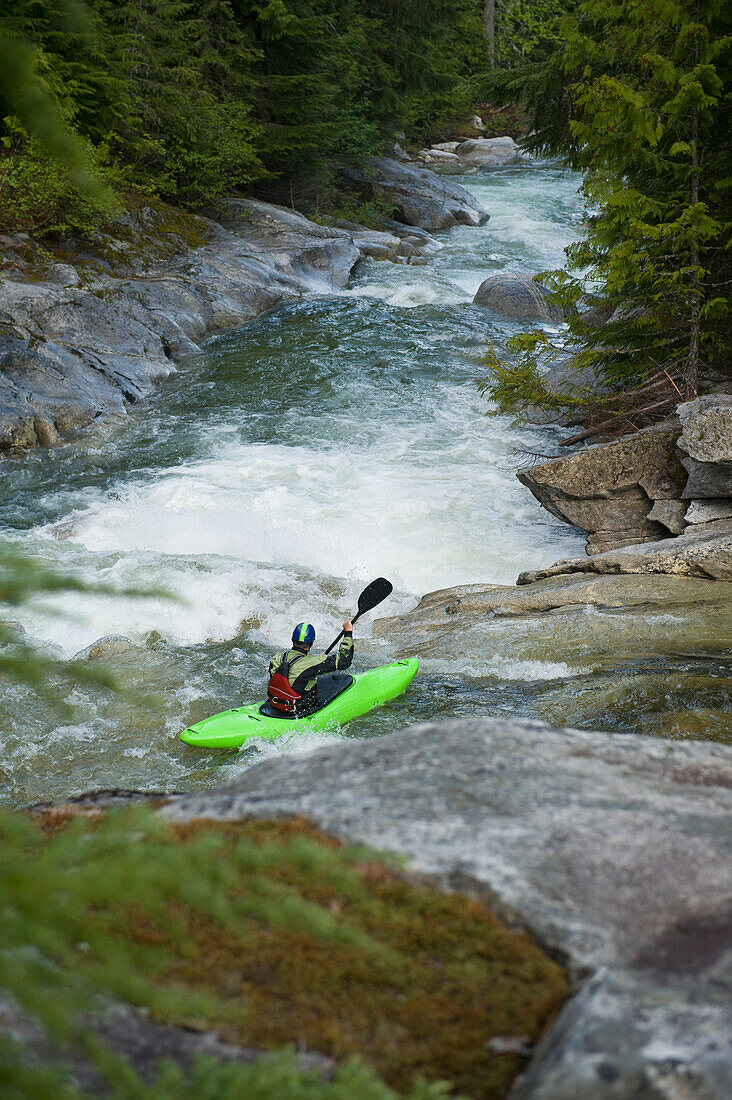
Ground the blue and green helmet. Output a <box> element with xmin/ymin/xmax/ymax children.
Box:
<box><xmin>292</xmin><ymin>622</ymin><xmax>315</xmax><ymax>646</ymax></box>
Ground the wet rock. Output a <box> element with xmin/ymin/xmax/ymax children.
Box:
<box><xmin>0</xmin><ymin>198</ymin><xmax>365</xmax><ymax>453</ymax></box>
<box><xmin>162</xmin><ymin>718</ymin><xmax>732</xmax><ymax>1100</ymax></box>
<box><xmin>29</xmin><ymin>788</ymin><xmax>178</xmax><ymax>814</ymax></box>
<box><xmin>75</xmin><ymin>635</ymin><xmax>143</xmax><ymax>662</ymax></box>
<box><xmin>340</xmin><ymin>156</ymin><xmax>489</xmax><ymax>230</ymax></box>
<box><xmin>455</xmin><ymin>136</ymin><xmax>525</xmax><ymax>167</ymax></box>
<box><xmin>350</xmin><ymin>230</ymin><xmax>401</xmax><ymax>261</ymax></box>
<box><xmin>517</xmin><ymin>422</ymin><xmax>687</xmax><ymax>553</ymax></box>
<box><xmin>375</xmin><ymin>572</ymin><xmax>732</xmax><ymax>625</ymax></box>
<box><xmin>473</xmin><ymin>272</ymin><xmax>563</xmax><ymax>321</ymax></box>
<box><xmin>32</xmin><ymin>415</ymin><xmax>62</xmax><ymax>447</ymax></box>
<box><xmin>516</xmin><ymin>518</ymin><xmax>732</xmax><ymax>584</ymax></box>
<box><xmin>0</xmin><ymin>620</ymin><xmax>28</xmax><ymax>643</ymax></box>
<box><xmin>382</xmin><ymin>221</ymin><xmax>443</xmax><ymax>254</ymax></box>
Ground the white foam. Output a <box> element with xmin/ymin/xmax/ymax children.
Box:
<box><xmin>424</xmin><ymin>656</ymin><xmax>591</xmax><ymax>681</ymax></box>
<box><xmin>5</xmin><ymin>166</ymin><xmax>588</xmax><ymax>661</ymax></box>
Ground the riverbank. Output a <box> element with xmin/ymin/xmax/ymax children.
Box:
<box><xmin>0</xmin><ymin>161</ymin><xmax>486</xmax><ymax>451</ymax></box>
<box><xmin>24</xmin><ymin>713</ymin><xmax>731</xmax><ymax>1100</ymax></box>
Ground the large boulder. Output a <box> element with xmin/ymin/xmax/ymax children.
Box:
<box><xmin>339</xmin><ymin>156</ymin><xmax>489</xmax><ymax>231</ymax></box>
<box><xmin>517</xmin><ymin>422</ymin><xmax>687</xmax><ymax>554</ymax></box>
<box><xmin>163</xmin><ymin>718</ymin><xmax>732</xmax><ymax>1100</ymax></box>
<box><xmin>473</xmin><ymin>272</ymin><xmax>563</xmax><ymax>321</ymax></box>
<box><xmin>455</xmin><ymin>136</ymin><xmax>525</xmax><ymax>167</ymax></box>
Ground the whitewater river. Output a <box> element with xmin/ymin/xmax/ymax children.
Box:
<box><xmin>2</xmin><ymin>165</ymin><xmax>730</xmax><ymax>805</ymax></box>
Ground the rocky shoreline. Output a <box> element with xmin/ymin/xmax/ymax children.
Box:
<box><xmin>111</xmin><ymin>718</ymin><xmax>732</xmax><ymax>1099</ymax></box>
<box><xmin>24</xmin><ymin>715</ymin><xmax>732</xmax><ymax>1099</ymax></box>
<box><xmin>0</xmin><ymin>159</ymin><xmax>487</xmax><ymax>452</ymax></box>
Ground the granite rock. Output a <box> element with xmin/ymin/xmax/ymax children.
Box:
<box><xmin>163</xmin><ymin>719</ymin><xmax>732</xmax><ymax>1100</ymax></box>
<box><xmin>516</xmin><ymin>517</ymin><xmax>732</xmax><ymax>584</ymax></box>
<box><xmin>680</xmin><ymin>455</ymin><xmax>732</xmax><ymax>499</ymax></box>
<box><xmin>678</xmin><ymin>394</ymin><xmax>732</xmax><ymax>464</ymax></box>
<box><xmin>0</xmin><ymin>997</ymin><xmax>333</xmax><ymax>1094</ymax></box>
<box><xmin>0</xmin><ymin>200</ymin><xmax>363</xmax><ymax>451</ymax></box>
<box><xmin>517</xmin><ymin>423</ymin><xmax>687</xmax><ymax>553</ymax></box>
<box><xmin>340</xmin><ymin>156</ymin><xmax>489</xmax><ymax>230</ymax></box>
<box><xmin>685</xmin><ymin>499</ymin><xmax>732</xmax><ymax>525</ymax></box>
<box><xmin>473</xmin><ymin>272</ymin><xmax>563</xmax><ymax>321</ymax></box>
<box><xmin>455</xmin><ymin>136</ymin><xmax>526</xmax><ymax>167</ymax></box>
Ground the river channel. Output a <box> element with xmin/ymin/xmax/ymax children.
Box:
<box><xmin>2</xmin><ymin>165</ymin><xmax>730</xmax><ymax>806</ymax></box>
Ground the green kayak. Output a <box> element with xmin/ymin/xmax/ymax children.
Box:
<box><xmin>179</xmin><ymin>657</ymin><xmax>419</xmax><ymax>749</ymax></box>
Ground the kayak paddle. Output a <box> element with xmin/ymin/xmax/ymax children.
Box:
<box><xmin>324</xmin><ymin>577</ymin><xmax>393</xmax><ymax>654</ymax></box>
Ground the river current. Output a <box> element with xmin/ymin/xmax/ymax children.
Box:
<box><xmin>2</xmin><ymin>166</ymin><xmax>730</xmax><ymax>805</ymax></box>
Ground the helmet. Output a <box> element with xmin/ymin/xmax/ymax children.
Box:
<box><xmin>292</xmin><ymin>622</ymin><xmax>315</xmax><ymax>646</ymax></box>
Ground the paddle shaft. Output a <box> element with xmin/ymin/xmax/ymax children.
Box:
<box><xmin>324</xmin><ymin>609</ymin><xmax>364</xmax><ymax>655</ymax></box>
<box><xmin>323</xmin><ymin>577</ymin><xmax>393</xmax><ymax>655</ymax></box>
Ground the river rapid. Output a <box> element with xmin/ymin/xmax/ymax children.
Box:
<box><xmin>2</xmin><ymin>165</ymin><xmax>730</xmax><ymax>806</ymax></box>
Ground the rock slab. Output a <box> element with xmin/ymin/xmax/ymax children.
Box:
<box><xmin>164</xmin><ymin>719</ymin><xmax>732</xmax><ymax>1100</ymax></box>
<box><xmin>517</xmin><ymin>517</ymin><xmax>732</xmax><ymax>584</ymax></box>
<box><xmin>0</xmin><ymin>201</ymin><xmax>362</xmax><ymax>451</ymax></box>
<box><xmin>517</xmin><ymin>422</ymin><xmax>687</xmax><ymax>554</ymax></box>
<box><xmin>340</xmin><ymin>156</ymin><xmax>489</xmax><ymax>230</ymax></box>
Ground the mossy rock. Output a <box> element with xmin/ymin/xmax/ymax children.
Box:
<box><xmin>8</xmin><ymin>809</ymin><xmax>568</xmax><ymax>1099</ymax></box>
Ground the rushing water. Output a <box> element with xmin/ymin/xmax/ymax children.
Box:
<box><xmin>1</xmin><ymin>165</ymin><xmax>730</xmax><ymax>806</ymax></box>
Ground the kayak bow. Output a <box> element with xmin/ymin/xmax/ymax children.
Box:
<box><xmin>179</xmin><ymin>657</ymin><xmax>419</xmax><ymax>749</ymax></box>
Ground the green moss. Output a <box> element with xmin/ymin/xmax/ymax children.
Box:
<box><xmin>6</xmin><ymin>809</ymin><xmax>568</xmax><ymax>1099</ymax></box>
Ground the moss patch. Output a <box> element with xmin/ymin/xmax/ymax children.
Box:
<box><xmin>5</xmin><ymin>808</ymin><xmax>568</xmax><ymax>1099</ymax></box>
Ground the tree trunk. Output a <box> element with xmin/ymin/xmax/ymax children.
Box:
<box><xmin>685</xmin><ymin>5</ymin><xmax>701</xmax><ymax>400</ymax></box>
<box><xmin>484</xmin><ymin>0</ymin><xmax>495</xmax><ymax>69</ymax></box>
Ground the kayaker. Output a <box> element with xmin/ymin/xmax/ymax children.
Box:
<box><xmin>267</xmin><ymin>621</ymin><xmax>354</xmax><ymax>715</ymax></box>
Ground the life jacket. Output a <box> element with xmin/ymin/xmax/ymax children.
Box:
<box><xmin>267</xmin><ymin>650</ymin><xmax>309</xmax><ymax>714</ymax></box>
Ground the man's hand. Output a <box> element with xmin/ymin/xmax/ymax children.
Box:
<box><xmin>343</xmin><ymin>620</ymin><xmax>353</xmax><ymax>633</ymax></box>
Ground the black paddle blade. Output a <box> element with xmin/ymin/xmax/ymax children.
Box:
<box><xmin>324</xmin><ymin>578</ymin><xmax>394</xmax><ymax>654</ymax></box>
<box><xmin>356</xmin><ymin>577</ymin><xmax>393</xmax><ymax>617</ymax></box>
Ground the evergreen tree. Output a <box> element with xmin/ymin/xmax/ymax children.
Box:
<box><xmin>493</xmin><ymin>0</ymin><xmax>731</xmax><ymax>402</ymax></box>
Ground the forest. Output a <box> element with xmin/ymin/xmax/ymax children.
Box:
<box><xmin>1</xmin><ymin>0</ymin><xmax>729</xmax><ymax>399</ymax></box>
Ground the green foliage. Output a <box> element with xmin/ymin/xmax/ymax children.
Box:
<box><xmin>489</xmin><ymin>0</ymin><xmax>732</xmax><ymax>401</ymax></box>
<box><xmin>0</xmin><ymin>125</ymin><xmax>117</xmax><ymax>234</ymax></box>
<box><xmin>0</xmin><ymin>0</ymin><xmax>495</xmax><ymax>226</ymax></box>
<box><xmin>493</xmin><ymin>0</ymin><xmax>574</xmax><ymax>68</ymax></box>
<box><xmin>0</xmin><ymin>812</ymin><xmax>568</xmax><ymax>1099</ymax></box>
<box><xmin>0</xmin><ymin>544</ymin><xmax>166</xmax><ymax>707</ymax></box>
<box><xmin>479</xmin><ymin>334</ymin><xmax>571</xmax><ymax>415</ymax></box>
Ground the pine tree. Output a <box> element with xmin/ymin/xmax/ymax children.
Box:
<box><xmin>503</xmin><ymin>0</ymin><xmax>732</xmax><ymax>401</ymax></box>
